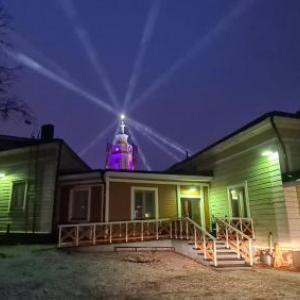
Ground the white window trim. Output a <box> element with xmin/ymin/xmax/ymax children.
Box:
<box><xmin>130</xmin><ymin>187</ymin><xmax>159</xmax><ymax>220</ymax></box>
<box><xmin>9</xmin><ymin>180</ymin><xmax>28</xmax><ymax>212</ymax></box>
<box><xmin>68</xmin><ymin>186</ymin><xmax>91</xmax><ymax>222</ymax></box>
<box><xmin>227</xmin><ymin>181</ymin><xmax>251</xmax><ymax>218</ymax></box>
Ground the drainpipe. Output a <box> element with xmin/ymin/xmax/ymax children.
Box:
<box><xmin>270</xmin><ymin>116</ymin><xmax>290</xmax><ymax>174</ymax></box>
<box><xmin>51</xmin><ymin>141</ymin><xmax>63</xmax><ymax>235</ymax></box>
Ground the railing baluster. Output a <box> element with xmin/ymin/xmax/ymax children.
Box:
<box><xmin>194</xmin><ymin>225</ymin><xmax>197</xmax><ymax>249</ymax></box>
<box><xmin>109</xmin><ymin>224</ymin><xmax>112</xmax><ymax>243</ymax></box>
<box><xmin>125</xmin><ymin>223</ymin><xmax>128</xmax><ymax>243</ymax></box>
<box><xmin>249</xmin><ymin>238</ymin><xmax>253</xmax><ymax>266</ymax></box>
<box><xmin>203</xmin><ymin>234</ymin><xmax>207</xmax><ymax>259</ymax></box>
<box><xmin>236</xmin><ymin>232</ymin><xmax>240</xmax><ymax>259</ymax></box>
<box><xmin>156</xmin><ymin>221</ymin><xmax>159</xmax><ymax>240</ymax></box>
<box><xmin>240</xmin><ymin>218</ymin><xmax>243</xmax><ymax>233</ymax></box>
<box><xmin>213</xmin><ymin>240</ymin><xmax>217</xmax><ymax>267</ymax></box>
<box><xmin>170</xmin><ymin>221</ymin><xmax>172</xmax><ymax>239</ymax></box>
<box><xmin>58</xmin><ymin>226</ymin><xmax>62</xmax><ymax>248</ymax></box>
<box><xmin>225</xmin><ymin>224</ymin><xmax>229</xmax><ymax>248</ymax></box>
<box><xmin>76</xmin><ymin>225</ymin><xmax>79</xmax><ymax>247</ymax></box>
<box><xmin>93</xmin><ymin>224</ymin><xmax>96</xmax><ymax>245</ymax></box>
<box><xmin>175</xmin><ymin>221</ymin><xmax>178</xmax><ymax>239</ymax></box>
<box><xmin>141</xmin><ymin>221</ymin><xmax>144</xmax><ymax>241</ymax></box>
<box><xmin>180</xmin><ymin>220</ymin><xmax>183</xmax><ymax>239</ymax></box>
<box><xmin>186</xmin><ymin>220</ymin><xmax>189</xmax><ymax>240</ymax></box>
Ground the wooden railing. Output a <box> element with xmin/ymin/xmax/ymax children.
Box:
<box><xmin>215</xmin><ymin>217</ymin><xmax>253</xmax><ymax>266</ymax></box>
<box><xmin>225</xmin><ymin>217</ymin><xmax>255</xmax><ymax>239</ymax></box>
<box><xmin>58</xmin><ymin>217</ymin><xmax>218</xmax><ymax>266</ymax></box>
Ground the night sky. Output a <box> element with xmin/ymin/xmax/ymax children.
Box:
<box><xmin>2</xmin><ymin>0</ymin><xmax>300</xmax><ymax>170</ymax></box>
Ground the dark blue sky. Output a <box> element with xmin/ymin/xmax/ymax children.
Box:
<box><xmin>2</xmin><ymin>0</ymin><xmax>300</xmax><ymax>170</ymax></box>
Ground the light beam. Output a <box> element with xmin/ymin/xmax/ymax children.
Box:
<box><xmin>129</xmin><ymin>119</ymin><xmax>180</xmax><ymax>161</ymax></box>
<box><xmin>130</xmin><ymin>0</ymin><xmax>255</xmax><ymax>110</ymax></box>
<box><xmin>58</xmin><ymin>0</ymin><xmax>120</xmax><ymax>108</ymax></box>
<box><xmin>6</xmin><ymin>50</ymin><xmax>117</xmax><ymax>115</ymax></box>
<box><xmin>127</xmin><ymin>125</ymin><xmax>151</xmax><ymax>171</ymax></box>
<box><xmin>129</xmin><ymin>118</ymin><xmax>191</xmax><ymax>156</ymax></box>
<box><xmin>79</xmin><ymin>121</ymin><xmax>118</xmax><ymax>157</ymax></box>
<box><xmin>123</xmin><ymin>0</ymin><xmax>161</xmax><ymax>110</ymax></box>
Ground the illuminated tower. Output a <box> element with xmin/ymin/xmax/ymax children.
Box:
<box><xmin>105</xmin><ymin>116</ymin><xmax>138</xmax><ymax>170</ymax></box>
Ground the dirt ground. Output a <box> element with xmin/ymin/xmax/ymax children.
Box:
<box><xmin>0</xmin><ymin>245</ymin><xmax>300</xmax><ymax>299</ymax></box>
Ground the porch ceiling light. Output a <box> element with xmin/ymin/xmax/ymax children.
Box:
<box><xmin>189</xmin><ymin>187</ymin><xmax>197</xmax><ymax>192</ymax></box>
<box><xmin>262</xmin><ymin>150</ymin><xmax>279</xmax><ymax>160</ymax></box>
<box><xmin>0</xmin><ymin>172</ymin><xmax>6</xmax><ymax>179</ymax></box>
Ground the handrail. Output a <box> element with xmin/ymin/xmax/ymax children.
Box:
<box><xmin>184</xmin><ymin>217</ymin><xmax>218</xmax><ymax>266</ymax></box>
<box><xmin>215</xmin><ymin>217</ymin><xmax>253</xmax><ymax>266</ymax></box>
<box><xmin>58</xmin><ymin>218</ymin><xmax>171</xmax><ymax>229</ymax></box>
<box><xmin>184</xmin><ymin>217</ymin><xmax>216</xmax><ymax>241</ymax></box>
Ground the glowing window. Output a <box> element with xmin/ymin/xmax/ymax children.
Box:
<box><xmin>132</xmin><ymin>188</ymin><xmax>157</xmax><ymax>220</ymax></box>
<box><xmin>10</xmin><ymin>181</ymin><xmax>27</xmax><ymax>211</ymax></box>
<box><xmin>69</xmin><ymin>188</ymin><xmax>90</xmax><ymax>222</ymax></box>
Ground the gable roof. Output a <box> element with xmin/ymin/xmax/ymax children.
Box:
<box><xmin>0</xmin><ymin>134</ymin><xmax>90</xmax><ymax>170</ymax></box>
<box><xmin>168</xmin><ymin>111</ymin><xmax>300</xmax><ymax>171</ymax></box>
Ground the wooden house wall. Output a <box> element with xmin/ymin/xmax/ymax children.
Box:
<box><xmin>283</xmin><ymin>183</ymin><xmax>300</xmax><ymax>247</ymax></box>
<box><xmin>109</xmin><ymin>182</ymin><xmax>177</xmax><ymax>221</ymax></box>
<box><xmin>57</xmin><ymin>183</ymin><xmax>104</xmax><ymax>224</ymax></box>
<box><xmin>0</xmin><ymin>144</ymin><xmax>59</xmax><ymax>233</ymax></box>
<box><xmin>208</xmin><ymin>142</ymin><xmax>290</xmax><ymax>248</ymax></box>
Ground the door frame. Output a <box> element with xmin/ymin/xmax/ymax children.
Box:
<box><xmin>227</xmin><ymin>181</ymin><xmax>251</xmax><ymax>218</ymax></box>
<box><xmin>177</xmin><ymin>184</ymin><xmax>207</xmax><ymax>228</ymax></box>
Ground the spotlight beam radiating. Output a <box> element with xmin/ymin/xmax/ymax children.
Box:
<box><xmin>129</xmin><ymin>118</ymin><xmax>191</xmax><ymax>156</ymax></box>
<box><xmin>130</xmin><ymin>0</ymin><xmax>255</xmax><ymax>110</ymax></box>
<box><xmin>127</xmin><ymin>126</ymin><xmax>152</xmax><ymax>171</ymax></box>
<box><xmin>58</xmin><ymin>0</ymin><xmax>120</xmax><ymax>109</ymax></box>
<box><xmin>79</xmin><ymin>121</ymin><xmax>118</xmax><ymax>157</ymax></box>
<box><xmin>123</xmin><ymin>0</ymin><xmax>161</xmax><ymax>110</ymax></box>
<box><xmin>129</xmin><ymin>120</ymin><xmax>180</xmax><ymax>161</ymax></box>
<box><xmin>6</xmin><ymin>50</ymin><xmax>117</xmax><ymax>115</ymax></box>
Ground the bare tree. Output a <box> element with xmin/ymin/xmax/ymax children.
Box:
<box><xmin>0</xmin><ymin>3</ymin><xmax>36</xmax><ymax>126</ymax></box>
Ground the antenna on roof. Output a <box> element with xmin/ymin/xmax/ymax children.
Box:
<box><xmin>186</xmin><ymin>150</ymin><xmax>189</xmax><ymax>159</ymax></box>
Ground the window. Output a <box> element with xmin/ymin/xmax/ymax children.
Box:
<box><xmin>131</xmin><ymin>188</ymin><xmax>157</xmax><ymax>220</ymax></box>
<box><xmin>228</xmin><ymin>183</ymin><xmax>250</xmax><ymax>218</ymax></box>
<box><xmin>69</xmin><ymin>188</ymin><xmax>90</xmax><ymax>222</ymax></box>
<box><xmin>10</xmin><ymin>181</ymin><xmax>27</xmax><ymax>211</ymax></box>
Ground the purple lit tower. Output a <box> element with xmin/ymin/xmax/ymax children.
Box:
<box><xmin>105</xmin><ymin>117</ymin><xmax>138</xmax><ymax>170</ymax></box>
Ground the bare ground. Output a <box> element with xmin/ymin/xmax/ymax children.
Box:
<box><xmin>0</xmin><ymin>245</ymin><xmax>300</xmax><ymax>299</ymax></box>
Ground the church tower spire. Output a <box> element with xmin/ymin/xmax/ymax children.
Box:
<box><xmin>105</xmin><ymin>115</ymin><xmax>138</xmax><ymax>171</ymax></box>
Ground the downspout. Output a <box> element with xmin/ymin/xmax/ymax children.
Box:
<box><xmin>51</xmin><ymin>141</ymin><xmax>63</xmax><ymax>235</ymax></box>
<box><xmin>270</xmin><ymin>116</ymin><xmax>290</xmax><ymax>174</ymax></box>
<box><xmin>32</xmin><ymin>142</ymin><xmax>40</xmax><ymax>233</ymax></box>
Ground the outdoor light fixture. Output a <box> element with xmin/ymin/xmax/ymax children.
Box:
<box><xmin>0</xmin><ymin>172</ymin><xmax>6</xmax><ymax>179</ymax></box>
<box><xmin>262</xmin><ymin>150</ymin><xmax>279</xmax><ymax>160</ymax></box>
<box><xmin>189</xmin><ymin>187</ymin><xmax>197</xmax><ymax>192</ymax></box>
<box><xmin>120</xmin><ymin>114</ymin><xmax>126</xmax><ymax>120</ymax></box>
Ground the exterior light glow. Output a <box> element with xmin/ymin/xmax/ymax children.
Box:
<box><xmin>262</xmin><ymin>150</ymin><xmax>279</xmax><ymax>160</ymax></box>
<box><xmin>0</xmin><ymin>172</ymin><xmax>6</xmax><ymax>179</ymax></box>
<box><xmin>120</xmin><ymin>114</ymin><xmax>126</xmax><ymax>120</ymax></box>
<box><xmin>189</xmin><ymin>187</ymin><xmax>197</xmax><ymax>192</ymax></box>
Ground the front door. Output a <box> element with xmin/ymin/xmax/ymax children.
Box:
<box><xmin>180</xmin><ymin>198</ymin><xmax>201</xmax><ymax>224</ymax></box>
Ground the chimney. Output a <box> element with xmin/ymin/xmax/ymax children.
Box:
<box><xmin>41</xmin><ymin>124</ymin><xmax>54</xmax><ymax>141</ymax></box>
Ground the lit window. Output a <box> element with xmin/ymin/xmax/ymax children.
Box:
<box><xmin>10</xmin><ymin>181</ymin><xmax>27</xmax><ymax>211</ymax></box>
<box><xmin>69</xmin><ymin>188</ymin><xmax>90</xmax><ymax>222</ymax></box>
<box><xmin>132</xmin><ymin>189</ymin><xmax>157</xmax><ymax>220</ymax></box>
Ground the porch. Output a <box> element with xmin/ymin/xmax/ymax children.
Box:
<box><xmin>58</xmin><ymin>217</ymin><xmax>255</xmax><ymax>270</ymax></box>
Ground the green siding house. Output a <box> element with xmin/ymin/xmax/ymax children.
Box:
<box><xmin>0</xmin><ymin>125</ymin><xmax>89</xmax><ymax>236</ymax></box>
<box><xmin>169</xmin><ymin>112</ymin><xmax>300</xmax><ymax>251</ymax></box>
